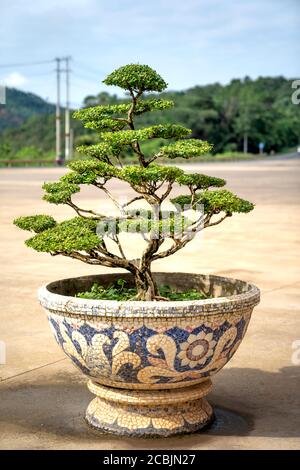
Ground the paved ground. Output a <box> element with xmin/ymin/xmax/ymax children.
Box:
<box><xmin>0</xmin><ymin>157</ymin><xmax>299</xmax><ymax>450</ymax></box>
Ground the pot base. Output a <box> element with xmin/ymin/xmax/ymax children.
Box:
<box><xmin>85</xmin><ymin>379</ymin><xmax>214</xmax><ymax>437</ymax></box>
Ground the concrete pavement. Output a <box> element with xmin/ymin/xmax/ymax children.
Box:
<box><xmin>0</xmin><ymin>157</ymin><xmax>299</xmax><ymax>449</ymax></box>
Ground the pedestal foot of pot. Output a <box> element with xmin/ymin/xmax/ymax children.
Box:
<box><xmin>85</xmin><ymin>379</ymin><xmax>213</xmax><ymax>437</ymax></box>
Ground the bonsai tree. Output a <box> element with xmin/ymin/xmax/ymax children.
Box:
<box><xmin>14</xmin><ymin>64</ymin><xmax>254</xmax><ymax>300</ymax></box>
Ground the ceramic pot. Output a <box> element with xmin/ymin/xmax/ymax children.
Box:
<box><xmin>38</xmin><ymin>272</ymin><xmax>260</xmax><ymax>437</ymax></box>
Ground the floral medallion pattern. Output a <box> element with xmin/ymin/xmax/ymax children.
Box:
<box><xmin>178</xmin><ymin>331</ymin><xmax>216</xmax><ymax>368</ymax></box>
<box><xmin>48</xmin><ymin>310</ymin><xmax>251</xmax><ymax>387</ymax></box>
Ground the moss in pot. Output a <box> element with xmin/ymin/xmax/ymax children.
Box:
<box><xmin>14</xmin><ymin>64</ymin><xmax>260</xmax><ymax>437</ymax></box>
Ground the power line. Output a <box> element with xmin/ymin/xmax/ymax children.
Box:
<box><xmin>0</xmin><ymin>55</ymin><xmax>78</xmax><ymax>165</ymax></box>
<box><xmin>0</xmin><ymin>55</ymin><xmax>103</xmax><ymax>162</ymax></box>
<box><xmin>0</xmin><ymin>59</ymin><xmax>55</xmax><ymax>69</ymax></box>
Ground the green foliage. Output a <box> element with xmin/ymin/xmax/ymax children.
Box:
<box><xmin>73</xmin><ymin>104</ymin><xmax>129</xmax><ymax>121</ymax></box>
<box><xmin>42</xmin><ymin>181</ymin><xmax>80</xmax><ymax>204</ymax></box>
<box><xmin>83</xmin><ymin>91</ymin><xmax>120</xmax><ymax>107</ymax></box>
<box><xmin>139</xmin><ymin>139</ymin><xmax>164</xmax><ymax>158</ymax></box>
<box><xmin>134</xmin><ymin>99</ymin><xmax>174</xmax><ymax>114</ymax></box>
<box><xmin>13</xmin><ymin>215</ymin><xmax>57</xmax><ymax>233</ymax></box>
<box><xmin>0</xmin><ymin>110</ymin><xmax>84</xmax><ymax>159</ymax></box>
<box><xmin>84</xmin><ymin>118</ymin><xmax>127</xmax><ymax>132</ymax></box>
<box><xmin>197</xmin><ymin>190</ymin><xmax>254</xmax><ymax>213</ymax></box>
<box><xmin>119</xmin><ymin>164</ymin><xmax>183</xmax><ymax>184</ymax></box>
<box><xmin>76</xmin><ymin>142</ymin><xmax>121</xmax><ymax>161</ymax></box>
<box><xmin>13</xmin><ymin>63</ymin><xmax>255</xmax><ymax>299</ymax></box>
<box><xmin>0</xmin><ymin>142</ymin><xmax>12</xmax><ymax>159</ymax></box>
<box><xmin>68</xmin><ymin>159</ymin><xmax>119</xmax><ymax>177</ymax></box>
<box><xmin>76</xmin><ymin>281</ymin><xmax>207</xmax><ymax>301</ymax></box>
<box><xmin>118</xmin><ymin>213</ymin><xmax>191</xmax><ymax>237</ymax></box>
<box><xmin>177</xmin><ymin>173</ymin><xmax>226</xmax><ymax>189</ymax></box>
<box><xmin>97</xmin><ymin>210</ymin><xmax>192</xmax><ymax>238</ymax></box>
<box><xmin>223</xmin><ymin>142</ymin><xmax>238</xmax><ymax>153</ymax></box>
<box><xmin>15</xmin><ymin>145</ymin><xmax>43</xmax><ymax>159</ymax></box>
<box><xmin>73</xmin><ymin>99</ymin><xmax>174</xmax><ymax>132</ymax></box>
<box><xmin>103</xmin><ymin>64</ymin><xmax>167</xmax><ymax>92</ymax></box>
<box><xmin>125</xmin><ymin>208</ymin><xmax>153</xmax><ymax>218</ymax></box>
<box><xmin>160</xmin><ymin>139</ymin><xmax>212</xmax><ymax>159</ymax></box>
<box><xmin>25</xmin><ymin>217</ymin><xmax>101</xmax><ymax>253</ymax></box>
<box><xmin>170</xmin><ymin>194</ymin><xmax>196</xmax><ymax>209</ymax></box>
<box><xmin>74</xmin><ymin>133</ymin><xmax>98</xmax><ymax>147</ymax></box>
<box><xmin>100</xmin><ymin>124</ymin><xmax>191</xmax><ymax>145</ymax></box>
<box><xmin>60</xmin><ymin>171</ymin><xmax>98</xmax><ymax>185</ymax></box>
<box><xmin>76</xmin><ymin>281</ymin><xmax>137</xmax><ymax>301</ymax></box>
<box><xmin>171</xmin><ymin>190</ymin><xmax>254</xmax><ymax>214</ymax></box>
<box><xmin>0</xmin><ymin>88</ymin><xmax>55</xmax><ymax>132</ymax></box>
<box><xmin>74</xmin><ymin>104</ymin><xmax>129</xmax><ymax>132</ymax></box>
<box><xmin>2</xmin><ymin>77</ymin><xmax>300</xmax><ymax>158</ymax></box>
<box><xmin>59</xmin><ymin>160</ymin><xmax>119</xmax><ymax>187</ymax></box>
<box><xmin>160</xmin><ymin>285</ymin><xmax>207</xmax><ymax>301</ymax></box>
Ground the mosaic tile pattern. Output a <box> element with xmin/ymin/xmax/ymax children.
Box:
<box><xmin>47</xmin><ymin>309</ymin><xmax>252</xmax><ymax>389</ymax></box>
<box><xmin>38</xmin><ymin>272</ymin><xmax>260</xmax><ymax>436</ymax></box>
<box><xmin>85</xmin><ymin>380</ymin><xmax>213</xmax><ymax>437</ymax></box>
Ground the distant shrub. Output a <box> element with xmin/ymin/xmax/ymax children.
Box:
<box><xmin>15</xmin><ymin>145</ymin><xmax>43</xmax><ymax>160</ymax></box>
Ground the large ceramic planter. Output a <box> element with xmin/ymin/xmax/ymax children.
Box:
<box><xmin>38</xmin><ymin>272</ymin><xmax>260</xmax><ymax>437</ymax></box>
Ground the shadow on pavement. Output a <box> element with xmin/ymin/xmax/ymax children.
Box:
<box><xmin>0</xmin><ymin>365</ymin><xmax>299</xmax><ymax>447</ymax></box>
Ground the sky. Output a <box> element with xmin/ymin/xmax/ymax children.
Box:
<box><xmin>0</xmin><ymin>0</ymin><xmax>299</xmax><ymax>107</ymax></box>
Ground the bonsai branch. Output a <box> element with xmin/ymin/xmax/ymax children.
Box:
<box><xmin>121</xmin><ymin>196</ymin><xmax>144</xmax><ymax>208</ymax></box>
<box><xmin>67</xmin><ymin>200</ymin><xmax>104</xmax><ymax>220</ymax></box>
<box><xmin>190</xmin><ymin>186</ymin><xmax>196</xmax><ymax>206</ymax></box>
<box><xmin>127</xmin><ymin>88</ymin><xmax>147</xmax><ymax>167</ymax></box>
<box><xmin>60</xmin><ymin>249</ymin><xmax>137</xmax><ymax>272</ymax></box>
<box><xmin>110</xmin><ymin>233</ymin><xmax>126</xmax><ymax>259</ymax></box>
<box><xmin>152</xmin><ymin>237</ymin><xmax>187</xmax><ymax>261</ymax></box>
<box><xmin>161</xmin><ymin>181</ymin><xmax>174</xmax><ymax>201</ymax></box>
<box><xmin>204</xmin><ymin>212</ymin><xmax>231</xmax><ymax>228</ymax></box>
<box><xmin>97</xmin><ymin>185</ymin><xmax>122</xmax><ymax>211</ymax></box>
<box><xmin>147</xmin><ymin>151</ymin><xmax>163</xmax><ymax>165</ymax></box>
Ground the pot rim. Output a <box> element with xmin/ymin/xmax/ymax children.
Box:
<box><xmin>38</xmin><ymin>272</ymin><xmax>260</xmax><ymax>318</ymax></box>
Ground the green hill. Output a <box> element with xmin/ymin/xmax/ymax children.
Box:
<box><xmin>0</xmin><ymin>88</ymin><xmax>55</xmax><ymax>131</ymax></box>
<box><xmin>0</xmin><ymin>77</ymin><xmax>299</xmax><ymax>162</ymax></box>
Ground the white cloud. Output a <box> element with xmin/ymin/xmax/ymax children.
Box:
<box><xmin>3</xmin><ymin>72</ymin><xmax>27</xmax><ymax>87</ymax></box>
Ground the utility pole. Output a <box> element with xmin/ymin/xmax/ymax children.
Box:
<box><xmin>55</xmin><ymin>58</ymin><xmax>63</xmax><ymax>164</ymax></box>
<box><xmin>64</xmin><ymin>56</ymin><xmax>72</xmax><ymax>161</ymax></box>
<box><xmin>243</xmin><ymin>133</ymin><xmax>248</xmax><ymax>154</ymax></box>
<box><xmin>70</xmin><ymin>128</ymin><xmax>74</xmax><ymax>160</ymax></box>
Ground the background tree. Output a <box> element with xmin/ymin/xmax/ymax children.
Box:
<box><xmin>2</xmin><ymin>76</ymin><xmax>299</xmax><ymax>158</ymax></box>
<box><xmin>14</xmin><ymin>64</ymin><xmax>254</xmax><ymax>300</ymax></box>
<box><xmin>232</xmin><ymin>78</ymin><xmax>260</xmax><ymax>153</ymax></box>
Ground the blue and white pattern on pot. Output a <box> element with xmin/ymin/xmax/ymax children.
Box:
<box><xmin>48</xmin><ymin>311</ymin><xmax>251</xmax><ymax>387</ymax></box>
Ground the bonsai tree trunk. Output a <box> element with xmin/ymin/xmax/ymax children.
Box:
<box><xmin>134</xmin><ymin>266</ymin><xmax>159</xmax><ymax>301</ymax></box>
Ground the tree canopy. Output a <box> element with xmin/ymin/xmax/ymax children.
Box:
<box><xmin>14</xmin><ymin>63</ymin><xmax>254</xmax><ymax>301</ymax></box>
<box><xmin>1</xmin><ymin>76</ymin><xmax>299</xmax><ymax>159</ymax></box>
